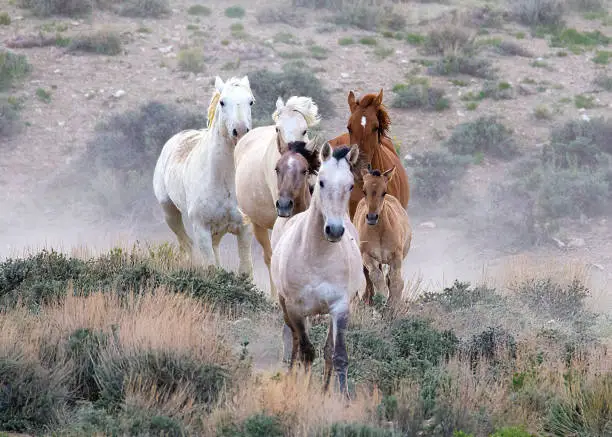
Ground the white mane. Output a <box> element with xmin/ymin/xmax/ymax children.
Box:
<box><xmin>272</xmin><ymin>96</ymin><xmax>321</xmax><ymax>128</ymax></box>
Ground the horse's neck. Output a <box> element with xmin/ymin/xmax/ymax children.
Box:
<box><xmin>197</xmin><ymin>120</ymin><xmax>235</xmax><ymax>189</ymax></box>
<box><xmin>300</xmin><ymin>194</ymin><xmax>331</xmax><ymax>252</ymax></box>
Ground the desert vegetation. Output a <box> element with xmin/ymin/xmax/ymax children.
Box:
<box><xmin>0</xmin><ymin>0</ymin><xmax>611</xmax><ymax>435</ymax></box>
<box><xmin>0</xmin><ymin>246</ymin><xmax>610</xmax><ymax>436</ymax></box>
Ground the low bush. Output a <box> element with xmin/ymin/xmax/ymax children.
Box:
<box><xmin>391</xmin><ymin>84</ymin><xmax>449</xmax><ymax>111</ymax></box>
<box><xmin>0</xmin><ymin>248</ymin><xmax>268</xmax><ymax>313</ymax></box>
<box><xmin>0</xmin><ymin>50</ymin><xmax>31</xmax><ymax>91</ymax></box>
<box><xmin>0</xmin><ymin>11</ymin><xmax>11</xmax><ymax>25</ymax></box>
<box><xmin>219</xmin><ymin>413</ymin><xmax>284</xmax><ymax>437</ymax></box>
<box><xmin>404</xmin><ymin>150</ymin><xmax>471</xmax><ymax>203</ymax></box>
<box><xmin>443</xmin><ymin>116</ymin><xmax>519</xmax><ymax>160</ymax></box>
<box><xmin>0</xmin><ymin>351</ymin><xmax>70</xmax><ymax>432</ymax></box>
<box><xmin>429</xmin><ymin>55</ymin><xmax>496</xmax><ymax>79</ymax></box>
<box><xmin>118</xmin><ymin>0</ymin><xmax>170</xmax><ymax>18</ymax></box>
<box><xmin>256</xmin><ymin>6</ymin><xmax>300</xmax><ymax>26</ymax></box>
<box><xmin>481</xmin><ymin>80</ymin><xmax>515</xmax><ymax>100</ymax></box>
<box><xmin>0</xmin><ymin>97</ymin><xmax>22</xmax><ymax>138</ymax></box>
<box><xmin>247</xmin><ymin>65</ymin><xmax>334</xmax><ymax>127</ymax></box>
<box><xmin>67</xmin><ymin>31</ymin><xmax>122</xmax><ymax>55</ymax></box>
<box><xmin>423</xmin><ymin>26</ymin><xmax>475</xmax><ymax>55</ymax></box>
<box><xmin>177</xmin><ymin>48</ymin><xmax>205</xmax><ymax>73</ymax></box>
<box><xmin>187</xmin><ymin>4</ymin><xmax>210</xmax><ymax>16</ymax></box>
<box><xmin>510</xmin><ymin>0</ymin><xmax>565</xmax><ymax>27</ymax></box>
<box><xmin>19</xmin><ymin>0</ymin><xmax>95</xmax><ymax>17</ymax></box>
<box><xmin>512</xmin><ymin>278</ymin><xmax>590</xmax><ymax>321</ymax></box>
<box><xmin>317</xmin><ymin>422</ymin><xmax>397</xmax><ymax>436</ymax></box>
<box><xmin>225</xmin><ymin>5</ymin><xmax>245</xmax><ymax>18</ymax></box>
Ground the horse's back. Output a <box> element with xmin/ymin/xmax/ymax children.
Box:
<box><xmin>153</xmin><ymin>129</ymin><xmax>204</xmax><ymax>205</ymax></box>
<box><xmin>234</xmin><ymin>125</ymin><xmax>278</xmax><ymax>229</ymax></box>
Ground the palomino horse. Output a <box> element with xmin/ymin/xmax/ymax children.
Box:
<box><xmin>327</xmin><ymin>89</ymin><xmax>410</xmax><ymax>220</ymax></box>
<box><xmin>234</xmin><ymin>96</ymin><xmax>321</xmax><ymax>298</ymax></box>
<box><xmin>153</xmin><ymin>75</ymin><xmax>255</xmax><ymax>276</ymax></box>
<box><xmin>271</xmin><ymin>143</ymin><xmax>366</xmax><ymax>398</ymax></box>
<box><xmin>354</xmin><ymin>166</ymin><xmax>412</xmax><ymax>307</ymax></box>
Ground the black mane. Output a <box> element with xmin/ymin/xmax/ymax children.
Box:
<box><xmin>332</xmin><ymin>146</ymin><xmax>351</xmax><ymax>161</ymax></box>
<box><xmin>287</xmin><ymin>141</ymin><xmax>321</xmax><ymax>174</ymax></box>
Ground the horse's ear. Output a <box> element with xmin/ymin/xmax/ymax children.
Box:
<box><xmin>320</xmin><ymin>142</ymin><xmax>332</xmax><ymax>162</ymax></box>
<box><xmin>374</xmin><ymin>88</ymin><xmax>384</xmax><ymax>107</ymax></box>
<box><xmin>276</xmin><ymin>96</ymin><xmax>285</xmax><ymax>112</ymax></box>
<box><xmin>348</xmin><ymin>91</ymin><xmax>358</xmax><ymax>113</ymax></box>
<box><xmin>347</xmin><ymin>144</ymin><xmax>360</xmax><ymax>167</ymax></box>
<box><xmin>215</xmin><ymin>76</ymin><xmax>225</xmax><ymax>93</ymax></box>
<box><xmin>305</xmin><ymin>137</ymin><xmax>317</xmax><ymax>152</ymax></box>
<box><xmin>383</xmin><ymin>166</ymin><xmax>396</xmax><ymax>183</ymax></box>
<box><xmin>240</xmin><ymin>75</ymin><xmax>250</xmax><ymax>88</ymax></box>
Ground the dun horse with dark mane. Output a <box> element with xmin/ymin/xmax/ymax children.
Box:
<box><xmin>328</xmin><ymin>89</ymin><xmax>410</xmax><ymax>219</ymax></box>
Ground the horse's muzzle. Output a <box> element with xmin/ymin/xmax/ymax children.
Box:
<box><xmin>276</xmin><ymin>198</ymin><xmax>294</xmax><ymax>218</ymax></box>
<box><xmin>366</xmin><ymin>213</ymin><xmax>379</xmax><ymax>226</ymax></box>
<box><xmin>324</xmin><ymin>223</ymin><xmax>345</xmax><ymax>242</ymax></box>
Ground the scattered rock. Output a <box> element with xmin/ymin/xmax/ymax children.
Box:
<box><xmin>581</xmin><ymin>114</ymin><xmax>590</xmax><ymax>122</ymax></box>
<box><xmin>404</xmin><ymin>153</ymin><xmax>413</xmax><ymax>161</ymax></box>
<box><xmin>419</xmin><ymin>221</ymin><xmax>436</xmax><ymax>229</ymax></box>
<box><xmin>552</xmin><ymin>237</ymin><xmax>566</xmax><ymax>248</ymax></box>
<box><xmin>518</xmin><ymin>84</ymin><xmax>536</xmax><ymax>95</ymax></box>
<box><xmin>113</xmin><ymin>89</ymin><xmax>126</xmax><ymax>99</ymax></box>
<box><xmin>457</xmin><ymin>111</ymin><xmax>465</xmax><ymax>117</ymax></box>
<box><xmin>340</xmin><ymin>72</ymin><xmax>349</xmax><ymax>78</ymax></box>
<box><xmin>158</xmin><ymin>45</ymin><xmax>173</xmax><ymax>53</ymax></box>
<box><xmin>567</xmin><ymin>237</ymin><xmax>585</xmax><ymax>248</ymax></box>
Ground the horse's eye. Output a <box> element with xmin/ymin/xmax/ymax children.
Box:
<box><xmin>275</xmin><ymin>127</ymin><xmax>279</xmax><ymax>132</ymax></box>
<box><xmin>302</xmin><ymin>130</ymin><xmax>307</xmax><ymax>136</ymax></box>
<box><xmin>319</xmin><ymin>181</ymin><xmax>324</xmax><ymax>188</ymax></box>
<box><xmin>349</xmin><ymin>184</ymin><xmax>354</xmax><ymax>191</ymax></box>
<box><xmin>372</xmin><ymin>126</ymin><xmax>378</xmax><ymax>132</ymax></box>
<box><xmin>347</xmin><ymin>127</ymin><xmax>352</xmax><ymax>134</ymax></box>
<box><xmin>220</xmin><ymin>100</ymin><xmax>225</xmax><ymax>107</ymax></box>
<box><xmin>249</xmin><ymin>101</ymin><xmax>254</xmax><ymax>106</ymax></box>
<box><xmin>275</xmin><ymin>167</ymin><xmax>279</xmax><ymax>173</ymax></box>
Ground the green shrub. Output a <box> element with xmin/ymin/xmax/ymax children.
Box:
<box><xmin>465</xmin><ymin>326</ymin><xmax>517</xmax><ymax>370</ymax></box>
<box><xmin>19</xmin><ymin>0</ymin><xmax>94</xmax><ymax>17</ymax></box>
<box><xmin>0</xmin><ymin>97</ymin><xmax>22</xmax><ymax>138</ymax></box>
<box><xmin>309</xmin><ymin>45</ymin><xmax>329</xmax><ymax>60</ymax></box>
<box><xmin>318</xmin><ymin>422</ymin><xmax>397</xmax><ymax>436</ymax></box>
<box><xmin>247</xmin><ymin>65</ymin><xmax>334</xmax><ymax>127</ymax></box>
<box><xmin>359</xmin><ymin>36</ymin><xmax>377</xmax><ymax>45</ymax></box>
<box><xmin>274</xmin><ymin>32</ymin><xmax>299</xmax><ymax>44</ymax></box>
<box><xmin>534</xmin><ymin>104</ymin><xmax>552</xmax><ymax>120</ymax></box>
<box><xmin>512</xmin><ymin>278</ymin><xmax>590</xmax><ymax>321</ymax></box>
<box><xmin>225</xmin><ymin>5</ymin><xmax>245</xmax><ymax>18</ymax></box>
<box><xmin>118</xmin><ymin>0</ymin><xmax>170</xmax><ymax>18</ymax></box>
<box><xmin>0</xmin><ymin>249</ymin><xmax>268</xmax><ymax>313</ymax></box>
<box><xmin>511</xmin><ymin>0</ymin><xmax>565</xmax><ymax>27</ymax></box>
<box><xmin>392</xmin><ymin>319</ymin><xmax>459</xmax><ymax>366</ymax></box>
<box><xmin>0</xmin><ymin>50</ymin><xmax>31</xmax><ymax>91</ymax></box>
<box><xmin>481</xmin><ymin>80</ymin><xmax>515</xmax><ymax>100</ymax></box>
<box><xmin>95</xmin><ymin>348</ymin><xmax>228</xmax><ymax>412</ymax></box>
<box><xmin>423</xmin><ymin>26</ymin><xmax>474</xmax><ymax>55</ymax></box>
<box><xmin>35</xmin><ymin>87</ymin><xmax>52</xmax><ymax>103</ymax></box>
<box><xmin>549</xmin><ymin>117</ymin><xmax>612</xmax><ymax>156</ymax></box>
<box><xmin>331</xmin><ymin>4</ymin><xmax>398</xmax><ymax>31</ymax></box>
<box><xmin>496</xmin><ymin>40</ymin><xmax>533</xmax><ymax>57</ymax></box>
<box><xmin>544</xmin><ymin>373</ymin><xmax>612</xmax><ymax>437</ymax></box>
<box><xmin>592</xmin><ymin>50</ymin><xmax>611</xmax><ymax>64</ymax></box>
<box><xmin>338</xmin><ymin>36</ymin><xmax>355</xmax><ymax>45</ymax></box>
<box><xmin>404</xmin><ymin>150</ymin><xmax>471</xmax><ymax>202</ymax></box>
<box><xmin>593</xmin><ymin>74</ymin><xmax>612</xmax><ymax>90</ymax></box>
<box><xmin>490</xmin><ymin>426</ymin><xmax>537</xmax><ymax>437</ymax></box>
<box><xmin>429</xmin><ymin>55</ymin><xmax>496</xmax><ymax>79</ymax></box>
<box><xmin>244</xmin><ymin>414</ymin><xmax>284</xmax><ymax>437</ymax></box>
<box><xmin>443</xmin><ymin>116</ymin><xmax>519</xmax><ymax>160</ymax></box>
<box><xmin>0</xmin><ymin>351</ymin><xmax>69</xmax><ymax>432</ymax></box>
<box><xmin>550</xmin><ymin>28</ymin><xmax>611</xmax><ymax>48</ymax></box>
<box><xmin>391</xmin><ymin>84</ymin><xmax>449</xmax><ymax>111</ymax></box>
<box><xmin>420</xmin><ymin>280</ymin><xmax>502</xmax><ymax>310</ymax></box>
<box><xmin>0</xmin><ymin>11</ymin><xmax>11</xmax><ymax>24</ymax></box>
<box><xmin>66</xmin><ymin>328</ymin><xmax>109</xmax><ymax>401</ymax></box>
<box><xmin>187</xmin><ymin>4</ymin><xmax>211</xmax><ymax>16</ymax></box>
<box><xmin>406</xmin><ymin>33</ymin><xmax>425</xmax><ymax>45</ymax></box>
<box><xmin>67</xmin><ymin>31</ymin><xmax>122</xmax><ymax>55</ymax></box>
<box><xmin>177</xmin><ymin>48</ymin><xmax>204</xmax><ymax>72</ymax></box>
<box><xmin>256</xmin><ymin>6</ymin><xmax>300</xmax><ymax>26</ymax></box>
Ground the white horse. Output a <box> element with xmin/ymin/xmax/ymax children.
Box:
<box><xmin>234</xmin><ymin>96</ymin><xmax>320</xmax><ymax>298</ymax></box>
<box><xmin>271</xmin><ymin>143</ymin><xmax>366</xmax><ymax>398</ymax></box>
<box><xmin>153</xmin><ymin>75</ymin><xmax>255</xmax><ymax>276</ymax></box>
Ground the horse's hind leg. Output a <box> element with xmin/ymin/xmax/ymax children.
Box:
<box><xmin>191</xmin><ymin>220</ymin><xmax>215</xmax><ymax>268</ymax></box>
<box><xmin>212</xmin><ymin>233</ymin><xmax>222</xmax><ymax>267</ymax></box>
<box><xmin>160</xmin><ymin>201</ymin><xmax>193</xmax><ymax>258</ymax></box>
<box><xmin>252</xmin><ymin>223</ymin><xmax>276</xmax><ymax>300</ymax></box>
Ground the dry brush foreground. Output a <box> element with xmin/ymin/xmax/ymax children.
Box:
<box><xmin>0</xmin><ymin>245</ymin><xmax>610</xmax><ymax>436</ymax></box>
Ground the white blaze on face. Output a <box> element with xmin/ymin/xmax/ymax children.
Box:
<box><xmin>360</xmin><ymin>116</ymin><xmax>366</xmax><ymax>130</ymax></box>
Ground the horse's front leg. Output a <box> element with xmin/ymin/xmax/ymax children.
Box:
<box><xmin>236</xmin><ymin>223</ymin><xmax>254</xmax><ymax>279</ymax></box>
<box><xmin>331</xmin><ymin>304</ymin><xmax>350</xmax><ymax>400</ymax></box>
<box><xmin>192</xmin><ymin>221</ymin><xmax>215</xmax><ymax>268</ymax></box>
<box><xmin>363</xmin><ymin>254</ymin><xmax>389</xmax><ymax>299</ymax></box>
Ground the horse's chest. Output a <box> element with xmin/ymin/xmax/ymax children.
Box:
<box><xmin>198</xmin><ymin>192</ymin><xmax>243</xmax><ymax>234</ymax></box>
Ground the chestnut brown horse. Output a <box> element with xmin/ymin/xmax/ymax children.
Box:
<box><xmin>353</xmin><ymin>166</ymin><xmax>412</xmax><ymax>308</ymax></box>
<box><xmin>327</xmin><ymin>89</ymin><xmax>410</xmax><ymax>220</ymax></box>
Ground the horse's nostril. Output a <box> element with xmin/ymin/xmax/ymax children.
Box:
<box><xmin>246</xmin><ymin>128</ymin><xmax>250</xmax><ymax>133</ymax></box>
<box><xmin>325</xmin><ymin>225</ymin><xmax>331</xmax><ymax>234</ymax></box>
<box><xmin>339</xmin><ymin>227</ymin><xmax>345</xmax><ymax>237</ymax></box>
<box><xmin>275</xmin><ymin>201</ymin><xmax>280</xmax><ymax>208</ymax></box>
<box><xmin>288</xmin><ymin>199</ymin><xmax>294</xmax><ymax>208</ymax></box>
<box><xmin>232</xmin><ymin>128</ymin><xmax>238</xmax><ymax>137</ymax></box>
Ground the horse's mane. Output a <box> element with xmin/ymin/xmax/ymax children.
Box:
<box><xmin>207</xmin><ymin>77</ymin><xmax>254</xmax><ymax>129</ymax></box>
<box><xmin>355</xmin><ymin>93</ymin><xmax>391</xmax><ymax>138</ymax></box>
<box><xmin>288</xmin><ymin>141</ymin><xmax>321</xmax><ymax>175</ymax></box>
<box><xmin>272</xmin><ymin>96</ymin><xmax>321</xmax><ymax>127</ymax></box>
<box><xmin>368</xmin><ymin>168</ymin><xmax>382</xmax><ymax>177</ymax></box>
